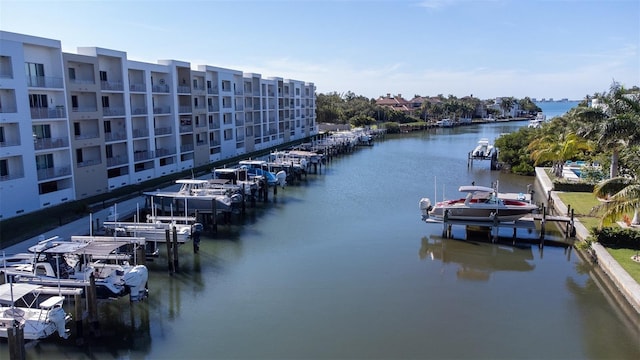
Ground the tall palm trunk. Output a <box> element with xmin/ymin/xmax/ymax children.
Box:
<box><xmin>610</xmin><ymin>148</ymin><xmax>619</xmax><ymax>178</ymax></box>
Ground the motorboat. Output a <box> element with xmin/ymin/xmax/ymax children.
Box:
<box><xmin>419</xmin><ymin>185</ymin><xmax>538</xmax><ymax>222</ymax></box>
<box><xmin>436</xmin><ymin>118</ymin><xmax>454</xmax><ymax>127</ymax></box>
<box><xmin>0</xmin><ymin>283</ymin><xmax>71</xmax><ymax>340</ymax></box>
<box><xmin>145</xmin><ymin>179</ymin><xmax>243</xmax><ymax>215</ymax></box>
<box><xmin>527</xmin><ymin>112</ymin><xmax>546</xmax><ymax>128</ymax></box>
<box><xmin>238</xmin><ymin>160</ymin><xmax>287</xmax><ymax>188</ymax></box>
<box><xmin>471</xmin><ymin>138</ymin><xmax>494</xmax><ymax>158</ymax></box>
<box><xmin>1</xmin><ymin>236</ymin><xmax>149</xmax><ymax>301</ymax></box>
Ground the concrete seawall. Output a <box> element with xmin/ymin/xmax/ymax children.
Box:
<box><xmin>535</xmin><ymin>167</ymin><xmax>640</xmax><ymax>314</ymax></box>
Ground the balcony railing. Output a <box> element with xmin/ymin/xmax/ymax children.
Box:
<box><xmin>31</xmin><ymin>107</ymin><xmax>66</xmax><ymax>119</ymax></box>
<box><xmin>207</xmin><ymin>87</ymin><xmax>219</xmax><ymax>95</ymax></box>
<box><xmin>27</xmin><ymin>75</ymin><xmax>64</xmax><ymax>88</ymax></box>
<box><xmin>69</xmin><ymin>78</ymin><xmax>95</xmax><ymax>85</ymax></box>
<box><xmin>177</xmin><ymin>85</ymin><xmax>191</xmax><ymax>94</ymax></box>
<box><xmin>132</xmin><ymin>128</ymin><xmax>149</xmax><ymax>138</ymax></box>
<box><xmin>77</xmin><ymin>158</ymin><xmax>101</xmax><ymax>168</ymax></box>
<box><xmin>178</xmin><ymin>105</ymin><xmax>192</xmax><ymax>114</ymax></box>
<box><xmin>179</xmin><ymin>124</ymin><xmax>193</xmax><ymax>133</ymax></box>
<box><xmin>208</xmin><ymin>121</ymin><xmax>220</xmax><ymax>130</ymax></box>
<box><xmin>0</xmin><ymin>140</ymin><xmax>20</xmax><ymax>147</ymax></box>
<box><xmin>154</xmin><ymin>126</ymin><xmax>172</xmax><ymax>136</ymax></box>
<box><xmin>134</xmin><ymin>150</ymin><xmax>154</xmax><ymax>162</ymax></box>
<box><xmin>0</xmin><ymin>106</ymin><xmax>17</xmax><ymax>113</ymax></box>
<box><xmin>104</xmin><ymin>132</ymin><xmax>127</xmax><ymax>142</ymax></box>
<box><xmin>180</xmin><ymin>144</ymin><xmax>194</xmax><ymax>152</ymax></box>
<box><xmin>155</xmin><ymin>147</ymin><xmax>176</xmax><ymax>157</ymax></box>
<box><xmin>208</xmin><ymin>104</ymin><xmax>219</xmax><ymax>112</ymax></box>
<box><xmin>71</xmin><ymin>106</ymin><xmax>98</xmax><ymax>113</ymax></box>
<box><xmin>101</xmin><ymin>81</ymin><xmax>124</xmax><ymax>91</ymax></box>
<box><xmin>34</xmin><ymin>137</ymin><xmax>68</xmax><ymax>150</ymax></box>
<box><xmin>107</xmin><ymin>155</ymin><xmax>129</xmax><ymax>167</ymax></box>
<box><xmin>153</xmin><ymin>106</ymin><xmax>171</xmax><ymax>114</ymax></box>
<box><xmin>152</xmin><ymin>84</ymin><xmax>170</xmax><ymax>93</ymax></box>
<box><xmin>37</xmin><ymin>166</ymin><xmax>71</xmax><ymax>181</ymax></box>
<box><xmin>0</xmin><ymin>171</ymin><xmax>25</xmax><ymax>182</ymax></box>
<box><xmin>131</xmin><ymin>107</ymin><xmax>148</xmax><ymax>115</ymax></box>
<box><xmin>74</xmin><ymin>132</ymin><xmax>99</xmax><ymax>140</ymax></box>
<box><xmin>130</xmin><ymin>83</ymin><xmax>146</xmax><ymax>92</ymax></box>
<box><xmin>103</xmin><ymin>107</ymin><xmax>126</xmax><ymax>117</ymax></box>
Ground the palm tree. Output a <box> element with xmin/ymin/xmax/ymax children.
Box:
<box><xmin>591</xmin><ymin>175</ymin><xmax>640</xmax><ymax>226</ymax></box>
<box><xmin>573</xmin><ymin>83</ymin><xmax>640</xmax><ymax>178</ymax></box>
<box><xmin>499</xmin><ymin>97</ymin><xmax>515</xmax><ymax>118</ymax></box>
<box><xmin>528</xmin><ymin>132</ymin><xmax>592</xmax><ymax>177</ymax></box>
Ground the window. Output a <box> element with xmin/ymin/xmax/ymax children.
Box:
<box><xmin>206</xmin><ymin>80</ymin><xmax>212</xmax><ymax>89</ymax></box>
<box><xmin>76</xmin><ymin>149</ymin><xmax>83</xmax><ymax>163</ymax></box>
<box><xmin>0</xmin><ymin>159</ymin><xmax>7</xmax><ymax>177</ymax></box>
<box><xmin>193</xmin><ymin>79</ymin><xmax>198</xmax><ymax>88</ymax></box>
<box><xmin>35</xmin><ymin>153</ymin><xmax>53</xmax><ymax>170</ymax></box>
<box><xmin>74</xmin><ymin>122</ymin><xmax>80</xmax><ymax>136</ymax></box>
<box><xmin>99</xmin><ymin>71</ymin><xmax>107</xmax><ymax>82</ymax></box>
<box><xmin>25</xmin><ymin>63</ymin><xmax>44</xmax><ymax>78</ymax></box>
<box><xmin>101</xmin><ymin>96</ymin><xmax>110</xmax><ymax>108</ymax></box>
<box><xmin>103</xmin><ymin>120</ymin><xmax>111</xmax><ymax>133</ymax></box>
<box><xmin>105</xmin><ymin>144</ymin><xmax>113</xmax><ymax>158</ymax></box>
<box><xmin>29</xmin><ymin>94</ymin><xmax>47</xmax><ymax>108</ymax></box>
<box><xmin>0</xmin><ymin>126</ymin><xmax>4</xmax><ymax>143</ymax></box>
<box><xmin>32</xmin><ymin>124</ymin><xmax>51</xmax><ymax>139</ymax></box>
<box><xmin>71</xmin><ymin>95</ymin><xmax>78</xmax><ymax>109</ymax></box>
<box><xmin>194</xmin><ymin>98</ymin><xmax>199</xmax><ymax>107</ymax></box>
<box><xmin>68</xmin><ymin>67</ymin><xmax>76</xmax><ymax>80</ymax></box>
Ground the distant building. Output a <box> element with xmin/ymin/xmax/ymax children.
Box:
<box><xmin>0</xmin><ymin>31</ymin><xmax>317</xmax><ymax>220</ymax></box>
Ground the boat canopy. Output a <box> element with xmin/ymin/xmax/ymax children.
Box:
<box><xmin>0</xmin><ymin>283</ymin><xmax>41</xmax><ymax>304</ymax></box>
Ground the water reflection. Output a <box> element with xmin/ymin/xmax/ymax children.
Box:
<box><xmin>419</xmin><ymin>235</ymin><xmax>535</xmax><ymax>281</ymax></box>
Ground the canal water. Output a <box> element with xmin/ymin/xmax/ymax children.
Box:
<box><xmin>6</xmin><ymin>121</ymin><xmax>640</xmax><ymax>359</ymax></box>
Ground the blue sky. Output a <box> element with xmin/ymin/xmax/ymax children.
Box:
<box><xmin>1</xmin><ymin>0</ymin><xmax>638</xmax><ymax>100</ymax></box>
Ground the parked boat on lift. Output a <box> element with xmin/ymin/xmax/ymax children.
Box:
<box><xmin>419</xmin><ymin>185</ymin><xmax>538</xmax><ymax>222</ymax></box>
<box><xmin>471</xmin><ymin>138</ymin><xmax>494</xmax><ymax>158</ymax></box>
<box><xmin>0</xmin><ymin>283</ymin><xmax>71</xmax><ymax>340</ymax></box>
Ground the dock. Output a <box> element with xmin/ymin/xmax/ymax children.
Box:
<box><xmin>425</xmin><ymin>203</ymin><xmax>575</xmax><ymax>247</ymax></box>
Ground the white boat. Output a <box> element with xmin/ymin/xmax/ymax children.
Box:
<box><xmin>471</xmin><ymin>138</ymin><xmax>494</xmax><ymax>158</ymax></box>
<box><xmin>419</xmin><ymin>185</ymin><xmax>538</xmax><ymax>222</ymax></box>
<box><xmin>527</xmin><ymin>112</ymin><xmax>546</xmax><ymax>128</ymax></box>
<box><xmin>436</xmin><ymin>118</ymin><xmax>454</xmax><ymax>127</ymax></box>
<box><xmin>238</xmin><ymin>159</ymin><xmax>287</xmax><ymax>188</ymax></box>
<box><xmin>0</xmin><ymin>283</ymin><xmax>71</xmax><ymax>340</ymax></box>
<box><xmin>1</xmin><ymin>236</ymin><xmax>149</xmax><ymax>301</ymax></box>
<box><xmin>145</xmin><ymin>179</ymin><xmax>243</xmax><ymax>215</ymax></box>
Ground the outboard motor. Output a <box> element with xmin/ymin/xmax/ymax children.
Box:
<box><xmin>419</xmin><ymin>198</ymin><xmax>433</xmax><ymax>221</ymax></box>
<box><xmin>123</xmin><ymin>265</ymin><xmax>149</xmax><ymax>302</ymax></box>
<box><xmin>48</xmin><ymin>305</ymin><xmax>70</xmax><ymax>339</ymax></box>
<box><xmin>276</xmin><ymin>170</ymin><xmax>287</xmax><ymax>188</ymax></box>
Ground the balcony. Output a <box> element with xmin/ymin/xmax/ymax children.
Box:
<box><xmin>37</xmin><ymin>166</ymin><xmax>71</xmax><ymax>181</ymax></box>
<box><xmin>152</xmin><ymin>84</ymin><xmax>170</xmax><ymax>93</ymax></box>
<box><xmin>129</xmin><ymin>83</ymin><xmax>146</xmax><ymax>92</ymax></box>
<box><xmin>0</xmin><ymin>106</ymin><xmax>17</xmax><ymax>113</ymax></box>
<box><xmin>71</xmin><ymin>106</ymin><xmax>98</xmax><ymax>113</ymax></box>
<box><xmin>208</xmin><ymin>104</ymin><xmax>220</xmax><ymax>112</ymax></box>
<box><xmin>74</xmin><ymin>132</ymin><xmax>99</xmax><ymax>140</ymax></box>
<box><xmin>153</xmin><ymin>106</ymin><xmax>171</xmax><ymax>114</ymax></box>
<box><xmin>132</xmin><ymin>128</ymin><xmax>149</xmax><ymax>138</ymax></box>
<box><xmin>0</xmin><ymin>139</ymin><xmax>20</xmax><ymax>147</ymax></box>
<box><xmin>31</xmin><ymin>107</ymin><xmax>66</xmax><ymax>119</ymax></box>
<box><xmin>34</xmin><ymin>137</ymin><xmax>69</xmax><ymax>150</ymax></box>
<box><xmin>27</xmin><ymin>76</ymin><xmax>64</xmax><ymax>89</ymax></box>
<box><xmin>178</xmin><ymin>105</ymin><xmax>192</xmax><ymax>114</ymax></box>
<box><xmin>154</xmin><ymin>127</ymin><xmax>172</xmax><ymax>136</ymax></box>
<box><xmin>177</xmin><ymin>85</ymin><xmax>191</xmax><ymax>94</ymax></box>
<box><xmin>179</xmin><ymin>124</ymin><xmax>193</xmax><ymax>133</ymax></box>
<box><xmin>134</xmin><ymin>150</ymin><xmax>154</xmax><ymax>162</ymax></box>
<box><xmin>103</xmin><ymin>107</ymin><xmax>126</xmax><ymax>117</ymax></box>
<box><xmin>0</xmin><ymin>171</ymin><xmax>24</xmax><ymax>182</ymax></box>
<box><xmin>101</xmin><ymin>81</ymin><xmax>124</xmax><ymax>91</ymax></box>
<box><xmin>77</xmin><ymin>158</ymin><xmax>101</xmax><ymax>168</ymax></box>
<box><xmin>131</xmin><ymin>107</ymin><xmax>148</xmax><ymax>115</ymax></box>
<box><xmin>180</xmin><ymin>144</ymin><xmax>194</xmax><ymax>152</ymax></box>
<box><xmin>156</xmin><ymin>147</ymin><xmax>176</xmax><ymax>157</ymax></box>
<box><xmin>207</xmin><ymin>86</ymin><xmax>219</xmax><ymax>95</ymax></box>
<box><xmin>104</xmin><ymin>132</ymin><xmax>127</xmax><ymax>142</ymax></box>
<box><xmin>107</xmin><ymin>155</ymin><xmax>129</xmax><ymax>167</ymax></box>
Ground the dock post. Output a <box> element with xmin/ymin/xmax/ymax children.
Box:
<box><xmin>74</xmin><ymin>293</ymin><xmax>84</xmax><ymax>345</ymax></box>
<box><xmin>7</xmin><ymin>321</ymin><xmax>25</xmax><ymax>360</ymax></box>
<box><xmin>539</xmin><ymin>206</ymin><xmax>546</xmax><ymax>248</ymax></box>
<box><xmin>165</xmin><ymin>229</ymin><xmax>174</xmax><ymax>274</ymax></box>
<box><xmin>492</xmin><ymin>215</ymin><xmax>499</xmax><ymax>243</ymax></box>
<box><xmin>211</xmin><ymin>199</ymin><xmax>217</xmax><ymax>233</ymax></box>
<box><xmin>88</xmin><ymin>273</ymin><xmax>100</xmax><ymax>337</ymax></box>
<box><xmin>172</xmin><ymin>226</ymin><xmax>179</xmax><ymax>271</ymax></box>
<box><xmin>242</xmin><ymin>184</ymin><xmax>246</xmax><ymax>216</ymax></box>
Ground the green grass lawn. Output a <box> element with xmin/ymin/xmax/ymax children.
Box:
<box><xmin>605</xmin><ymin>248</ymin><xmax>640</xmax><ymax>283</ymax></box>
<box><xmin>556</xmin><ymin>192</ymin><xmax>602</xmax><ymax>230</ymax></box>
<box><xmin>556</xmin><ymin>192</ymin><xmax>640</xmax><ymax>283</ymax></box>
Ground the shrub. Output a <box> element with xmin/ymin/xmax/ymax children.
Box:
<box><xmin>591</xmin><ymin>227</ymin><xmax>640</xmax><ymax>249</ymax></box>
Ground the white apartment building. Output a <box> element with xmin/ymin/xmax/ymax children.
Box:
<box><xmin>0</xmin><ymin>31</ymin><xmax>316</xmax><ymax>220</ymax></box>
